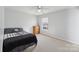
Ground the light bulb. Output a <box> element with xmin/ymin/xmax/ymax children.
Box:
<box><xmin>38</xmin><ymin>9</ymin><xmax>41</xmax><ymax>12</ymax></box>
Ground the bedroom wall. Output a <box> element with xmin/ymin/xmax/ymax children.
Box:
<box><xmin>0</xmin><ymin>7</ymin><xmax>4</xmax><ymax>52</ymax></box>
<box><xmin>5</xmin><ymin>8</ymin><xmax>37</xmax><ymax>33</ymax></box>
<box><xmin>38</xmin><ymin>7</ymin><xmax>79</xmax><ymax>45</ymax></box>
<box><xmin>38</xmin><ymin>9</ymin><xmax>68</xmax><ymax>39</ymax></box>
<box><xmin>65</xmin><ymin>7</ymin><xmax>79</xmax><ymax>44</ymax></box>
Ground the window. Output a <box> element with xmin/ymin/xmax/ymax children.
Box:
<box><xmin>41</xmin><ymin>17</ymin><xmax>48</xmax><ymax>31</ymax></box>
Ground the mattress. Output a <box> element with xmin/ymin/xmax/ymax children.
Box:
<box><xmin>3</xmin><ymin>28</ymin><xmax>37</xmax><ymax>52</ymax></box>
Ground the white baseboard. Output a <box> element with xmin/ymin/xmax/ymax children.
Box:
<box><xmin>41</xmin><ymin>31</ymin><xmax>79</xmax><ymax>45</ymax></box>
<box><xmin>41</xmin><ymin>32</ymin><xmax>64</xmax><ymax>40</ymax></box>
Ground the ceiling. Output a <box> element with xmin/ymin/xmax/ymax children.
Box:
<box><xmin>5</xmin><ymin>6</ymin><xmax>74</xmax><ymax>15</ymax></box>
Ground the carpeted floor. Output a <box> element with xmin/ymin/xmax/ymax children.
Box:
<box><xmin>32</xmin><ymin>34</ymin><xmax>79</xmax><ymax>52</ymax></box>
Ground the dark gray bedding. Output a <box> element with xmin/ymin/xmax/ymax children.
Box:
<box><xmin>3</xmin><ymin>28</ymin><xmax>37</xmax><ymax>52</ymax></box>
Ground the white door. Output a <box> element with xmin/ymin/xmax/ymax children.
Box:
<box><xmin>0</xmin><ymin>7</ymin><xmax>4</xmax><ymax>52</ymax></box>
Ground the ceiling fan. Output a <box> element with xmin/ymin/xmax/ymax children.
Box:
<box><xmin>36</xmin><ymin>6</ymin><xmax>42</xmax><ymax>12</ymax></box>
<box><xmin>30</xmin><ymin>6</ymin><xmax>49</xmax><ymax>15</ymax></box>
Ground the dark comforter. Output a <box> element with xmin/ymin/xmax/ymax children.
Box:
<box><xmin>3</xmin><ymin>28</ymin><xmax>37</xmax><ymax>52</ymax></box>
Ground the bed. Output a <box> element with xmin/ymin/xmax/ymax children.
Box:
<box><xmin>3</xmin><ymin>28</ymin><xmax>37</xmax><ymax>52</ymax></box>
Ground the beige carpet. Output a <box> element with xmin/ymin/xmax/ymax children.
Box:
<box><xmin>32</xmin><ymin>34</ymin><xmax>79</xmax><ymax>52</ymax></box>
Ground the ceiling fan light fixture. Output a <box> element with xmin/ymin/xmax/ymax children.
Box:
<box><xmin>36</xmin><ymin>6</ymin><xmax>42</xmax><ymax>12</ymax></box>
<box><xmin>38</xmin><ymin>9</ymin><xmax>41</xmax><ymax>12</ymax></box>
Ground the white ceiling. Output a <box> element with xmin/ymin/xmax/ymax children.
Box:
<box><xmin>5</xmin><ymin>6</ymin><xmax>74</xmax><ymax>15</ymax></box>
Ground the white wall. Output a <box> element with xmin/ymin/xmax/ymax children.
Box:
<box><xmin>39</xmin><ymin>9</ymin><xmax>68</xmax><ymax>39</ymax></box>
<box><xmin>38</xmin><ymin>7</ymin><xmax>79</xmax><ymax>45</ymax></box>
<box><xmin>0</xmin><ymin>7</ymin><xmax>4</xmax><ymax>52</ymax></box>
<box><xmin>5</xmin><ymin>8</ymin><xmax>37</xmax><ymax>33</ymax></box>
<box><xmin>65</xmin><ymin>7</ymin><xmax>79</xmax><ymax>44</ymax></box>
